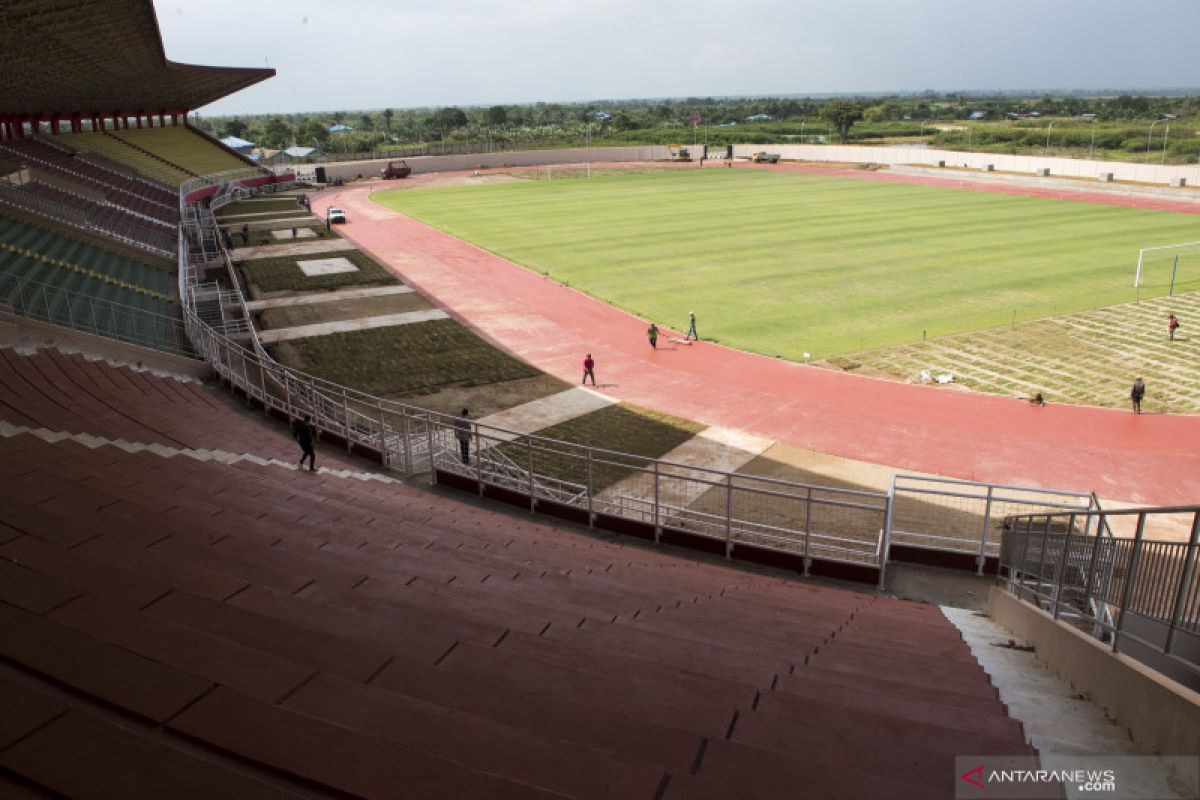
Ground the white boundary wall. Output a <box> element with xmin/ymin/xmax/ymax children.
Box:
<box><xmin>303</xmin><ymin>146</ymin><xmax>670</xmax><ymax>183</ymax></box>
<box><xmin>731</xmin><ymin>144</ymin><xmax>1200</xmax><ymax>187</ymax></box>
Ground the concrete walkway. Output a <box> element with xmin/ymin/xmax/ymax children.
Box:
<box><xmin>244</xmin><ymin>285</ymin><xmax>414</xmax><ymax>311</ymax></box>
<box><xmin>257</xmin><ymin>309</ymin><xmax>448</xmax><ymax>344</ymax></box>
<box><xmin>942</xmin><ymin>606</ymin><xmax>1196</xmax><ymax>799</ymax></box>
<box><xmin>231</xmin><ymin>239</ymin><xmax>358</xmax><ymax>263</ymax></box>
<box><xmin>476</xmin><ymin>387</ymin><xmax>615</xmax><ymax>443</ymax></box>
<box><xmin>596</xmin><ymin>426</ymin><xmax>774</xmax><ymax>507</ymax></box>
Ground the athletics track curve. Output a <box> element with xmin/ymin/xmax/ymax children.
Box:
<box><xmin>314</xmin><ymin>167</ymin><xmax>1200</xmax><ymax>507</ymax></box>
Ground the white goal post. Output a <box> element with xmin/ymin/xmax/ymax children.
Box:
<box><xmin>1134</xmin><ymin>241</ymin><xmax>1200</xmax><ymax>288</ymax></box>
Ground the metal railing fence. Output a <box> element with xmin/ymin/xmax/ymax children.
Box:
<box><xmin>0</xmin><ymin>272</ymin><xmax>192</xmax><ymax>356</ymax></box>
<box><xmin>176</xmin><ymin>172</ymin><xmax>891</xmax><ymax>581</ymax></box>
<box><xmin>1001</xmin><ymin>505</ymin><xmax>1200</xmax><ymax>680</ymax></box>
<box><xmin>890</xmin><ymin>474</ymin><xmax>1099</xmax><ymax>574</ymax></box>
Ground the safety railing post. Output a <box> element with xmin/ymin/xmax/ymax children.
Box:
<box><xmin>1082</xmin><ymin>513</ymin><xmax>1106</xmax><ymax>623</ymax></box>
<box><xmin>586</xmin><ymin>450</ymin><xmax>595</xmax><ymax>528</ymax></box>
<box><xmin>724</xmin><ymin>473</ymin><xmax>733</xmax><ymax>559</ymax></box>
<box><xmin>258</xmin><ymin>361</ymin><xmax>268</xmax><ymax>417</ymax></box>
<box><xmin>401</xmin><ymin>412</ymin><xmax>412</xmax><ymax>475</ymax></box>
<box><xmin>474</xmin><ymin>423</ymin><xmax>484</xmax><ymax>496</ymax></box>
<box><xmin>653</xmin><ymin>462</ymin><xmax>661</xmax><ymax>544</ymax></box>
<box><xmin>283</xmin><ymin>373</ymin><xmax>292</xmax><ymax>417</ymax></box>
<box><xmin>342</xmin><ymin>389</ymin><xmax>352</xmax><ymax>453</ymax></box>
<box><xmin>427</xmin><ymin>416</ymin><xmax>436</xmax><ymax>484</ymax></box>
<box><xmin>1164</xmin><ymin>511</ymin><xmax>1200</xmax><ymax>655</ymax></box>
<box><xmin>1035</xmin><ymin>515</ymin><xmax>1053</xmax><ymax>605</ymax></box>
<box><xmin>878</xmin><ymin>488</ymin><xmax>894</xmax><ymax>589</ymax></box>
<box><xmin>978</xmin><ymin>484</ymin><xmax>994</xmax><ymax>576</ymax></box>
<box><xmin>1113</xmin><ymin>513</ymin><xmax>1148</xmax><ymax>654</ymax></box>
<box><xmin>1052</xmin><ymin>515</ymin><xmax>1074</xmax><ymax>619</ymax></box>
<box><xmin>804</xmin><ymin>487</ymin><xmax>813</xmax><ymax>577</ymax></box>
<box><xmin>527</xmin><ymin>435</ymin><xmax>536</xmax><ymax>514</ymax></box>
<box><xmin>377</xmin><ymin>405</ymin><xmax>388</xmax><ymax>467</ymax></box>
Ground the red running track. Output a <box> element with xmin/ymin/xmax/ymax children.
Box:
<box><xmin>316</xmin><ymin>171</ymin><xmax>1200</xmax><ymax>506</ymax></box>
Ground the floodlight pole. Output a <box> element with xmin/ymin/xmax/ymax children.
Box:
<box><xmin>1147</xmin><ymin>120</ymin><xmax>1163</xmax><ymax>160</ymax></box>
<box><xmin>1089</xmin><ymin>118</ymin><xmax>1097</xmax><ymax>161</ymax></box>
<box><xmin>1162</xmin><ymin>125</ymin><xmax>1170</xmax><ymax>164</ymax></box>
<box><xmin>1044</xmin><ymin>122</ymin><xmax>1053</xmax><ymax>156</ymax></box>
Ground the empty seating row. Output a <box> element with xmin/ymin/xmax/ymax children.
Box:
<box><xmin>57</xmin><ymin>131</ymin><xmax>194</xmax><ymax>187</ymax></box>
<box><xmin>112</xmin><ymin>127</ymin><xmax>252</xmax><ymax>177</ymax></box>
<box><xmin>0</xmin><ymin>138</ymin><xmax>177</xmax><ymax>218</ymax></box>
<box><xmin>9</xmin><ymin>182</ymin><xmax>175</xmax><ymax>253</ymax></box>
<box><xmin>0</xmin><ymin>346</ymin><xmax>1037</xmax><ymax>798</ymax></box>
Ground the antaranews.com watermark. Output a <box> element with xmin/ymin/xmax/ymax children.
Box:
<box><xmin>955</xmin><ymin>756</ymin><xmax>1199</xmax><ymax>799</ymax></box>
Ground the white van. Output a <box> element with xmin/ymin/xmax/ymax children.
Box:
<box><xmin>327</xmin><ymin>207</ymin><xmax>346</xmax><ymax>224</ymax></box>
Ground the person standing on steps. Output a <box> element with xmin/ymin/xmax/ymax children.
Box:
<box><xmin>1168</xmin><ymin>312</ymin><xmax>1180</xmax><ymax>341</ymax></box>
<box><xmin>582</xmin><ymin>353</ymin><xmax>596</xmax><ymax>386</ymax></box>
<box><xmin>454</xmin><ymin>408</ymin><xmax>472</xmax><ymax>465</ymax></box>
<box><xmin>292</xmin><ymin>414</ymin><xmax>316</xmax><ymax>471</ymax></box>
<box><xmin>685</xmin><ymin>311</ymin><xmax>698</xmax><ymax>342</ymax></box>
<box><xmin>647</xmin><ymin>322</ymin><xmax>658</xmax><ymax>349</ymax></box>
<box><xmin>1130</xmin><ymin>377</ymin><xmax>1146</xmax><ymax>414</ymax></box>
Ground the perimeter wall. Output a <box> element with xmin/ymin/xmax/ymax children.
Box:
<box><xmin>732</xmin><ymin>144</ymin><xmax>1200</xmax><ymax>187</ymax></box>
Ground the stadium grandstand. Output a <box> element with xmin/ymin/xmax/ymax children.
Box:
<box><xmin>0</xmin><ymin>1</ymin><xmax>1196</xmax><ymax>798</ymax></box>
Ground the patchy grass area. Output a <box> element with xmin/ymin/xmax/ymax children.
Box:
<box><xmin>218</xmin><ymin>199</ymin><xmax>308</xmax><ymax>216</ymax></box>
<box><xmin>501</xmin><ymin>403</ymin><xmax>704</xmax><ymax>492</ymax></box>
<box><xmin>279</xmin><ymin>318</ymin><xmax>540</xmax><ymax>397</ymax></box>
<box><xmin>824</xmin><ymin>290</ymin><xmax>1200</xmax><ymax>413</ymax></box>
<box><xmin>239</xmin><ymin>249</ymin><xmax>398</xmax><ymax>294</ymax></box>
<box><xmin>234</xmin><ymin>225</ymin><xmax>339</xmax><ymax>248</ymax></box>
<box><xmin>374</xmin><ymin>168</ymin><xmax>1200</xmax><ymax>360</ymax></box>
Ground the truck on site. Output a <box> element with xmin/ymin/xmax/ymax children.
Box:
<box><xmin>381</xmin><ymin>160</ymin><xmax>412</xmax><ymax>179</ymax></box>
<box><xmin>751</xmin><ymin>152</ymin><xmax>781</xmax><ymax>164</ymax></box>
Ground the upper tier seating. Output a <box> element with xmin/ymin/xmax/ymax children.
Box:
<box><xmin>0</xmin><ymin>138</ymin><xmax>177</xmax><ymax>215</ymax></box>
<box><xmin>111</xmin><ymin>127</ymin><xmax>251</xmax><ymax>177</ymax></box>
<box><xmin>0</xmin><ymin>215</ymin><xmax>174</xmax><ymax>317</ymax></box>
<box><xmin>0</xmin><ymin>345</ymin><xmax>1036</xmax><ymax>799</ymax></box>
<box><xmin>0</xmin><ymin>180</ymin><xmax>176</xmax><ymax>255</ymax></box>
<box><xmin>57</xmin><ymin>131</ymin><xmax>194</xmax><ymax>187</ymax></box>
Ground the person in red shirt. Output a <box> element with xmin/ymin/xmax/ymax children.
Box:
<box><xmin>1168</xmin><ymin>312</ymin><xmax>1180</xmax><ymax>341</ymax></box>
<box><xmin>582</xmin><ymin>353</ymin><xmax>596</xmax><ymax>386</ymax></box>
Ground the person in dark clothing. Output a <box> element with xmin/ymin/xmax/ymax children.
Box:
<box><xmin>582</xmin><ymin>353</ymin><xmax>596</xmax><ymax>386</ymax></box>
<box><xmin>1130</xmin><ymin>378</ymin><xmax>1145</xmax><ymax>414</ymax></box>
<box><xmin>292</xmin><ymin>414</ymin><xmax>316</xmax><ymax>471</ymax></box>
<box><xmin>241</xmin><ymin>223</ymin><xmax>250</xmax><ymax>245</ymax></box>
<box><xmin>647</xmin><ymin>322</ymin><xmax>658</xmax><ymax>349</ymax></box>
<box><xmin>454</xmin><ymin>408</ymin><xmax>472</xmax><ymax>465</ymax></box>
<box><xmin>1168</xmin><ymin>312</ymin><xmax>1180</xmax><ymax>341</ymax></box>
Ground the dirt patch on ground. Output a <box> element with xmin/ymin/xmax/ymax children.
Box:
<box><xmin>258</xmin><ymin>293</ymin><xmax>432</xmax><ymax>329</ymax></box>
<box><xmin>387</xmin><ymin>373</ymin><xmax>571</xmax><ymax>418</ymax></box>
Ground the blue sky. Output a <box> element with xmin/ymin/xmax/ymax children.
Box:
<box><xmin>154</xmin><ymin>0</ymin><xmax>1200</xmax><ymax>116</ymax></box>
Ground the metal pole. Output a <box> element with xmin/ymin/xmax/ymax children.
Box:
<box><xmin>1164</xmin><ymin>511</ymin><xmax>1200</xmax><ymax>655</ymax></box>
<box><xmin>724</xmin><ymin>473</ymin><xmax>733</xmax><ymax>559</ymax></box>
<box><xmin>258</xmin><ymin>361</ymin><xmax>268</xmax><ymax>416</ymax></box>
<box><xmin>653</xmin><ymin>461</ymin><xmax>661</xmax><ymax>544</ymax></box>
<box><xmin>401</xmin><ymin>411</ymin><xmax>413</xmax><ymax>475</ymax></box>
<box><xmin>527</xmin><ymin>435</ymin><xmax>535</xmax><ymax>514</ymax></box>
<box><xmin>1169</xmin><ymin>255</ymin><xmax>1179</xmax><ymax>297</ymax></box>
<box><xmin>342</xmin><ymin>389</ymin><xmax>352</xmax><ymax>453</ymax></box>
<box><xmin>1162</xmin><ymin>125</ymin><xmax>1170</xmax><ymax>164</ymax></box>
<box><xmin>978</xmin><ymin>485</ymin><xmax>994</xmax><ymax>576</ymax></box>
<box><xmin>377</xmin><ymin>405</ymin><xmax>388</xmax><ymax>467</ymax></box>
<box><xmin>804</xmin><ymin>486</ymin><xmax>814</xmax><ymax>578</ymax></box>
<box><xmin>1082</xmin><ymin>513</ymin><xmax>1106</xmax><ymax>620</ymax></box>
<box><xmin>878</xmin><ymin>489</ymin><xmax>893</xmax><ymax>589</ymax></box>
<box><xmin>586</xmin><ymin>449</ymin><xmax>594</xmax><ymax>528</ymax></box>
<box><xmin>1113</xmin><ymin>513</ymin><xmax>1149</xmax><ymax>653</ymax></box>
<box><xmin>427</xmin><ymin>415</ymin><xmax>436</xmax><ymax>484</ymax></box>
<box><xmin>474</xmin><ymin>423</ymin><xmax>484</xmax><ymax>496</ymax></box>
<box><xmin>1035</xmin><ymin>515</ymin><xmax>1053</xmax><ymax>604</ymax></box>
<box><xmin>1052</xmin><ymin>515</ymin><xmax>1075</xmax><ymax>619</ymax></box>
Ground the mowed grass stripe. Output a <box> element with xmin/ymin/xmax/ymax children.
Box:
<box><xmin>373</xmin><ymin>170</ymin><xmax>1200</xmax><ymax>358</ymax></box>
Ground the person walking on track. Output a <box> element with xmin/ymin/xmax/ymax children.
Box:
<box><xmin>647</xmin><ymin>322</ymin><xmax>658</xmax><ymax>349</ymax></box>
<box><xmin>582</xmin><ymin>353</ymin><xmax>596</xmax><ymax>386</ymax></box>
<box><xmin>1130</xmin><ymin>377</ymin><xmax>1146</xmax><ymax>414</ymax></box>
<box><xmin>292</xmin><ymin>414</ymin><xmax>316</xmax><ymax>471</ymax></box>
<box><xmin>685</xmin><ymin>311</ymin><xmax>698</xmax><ymax>342</ymax></box>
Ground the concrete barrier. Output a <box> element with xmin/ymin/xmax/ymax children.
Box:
<box><xmin>988</xmin><ymin>586</ymin><xmax>1200</xmax><ymax>756</ymax></box>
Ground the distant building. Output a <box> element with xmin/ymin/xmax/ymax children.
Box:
<box><xmin>746</xmin><ymin>114</ymin><xmax>773</xmax><ymax>122</ymax></box>
<box><xmin>968</xmin><ymin>111</ymin><xmax>987</xmax><ymax>120</ymax></box>
<box><xmin>1080</xmin><ymin>113</ymin><xmax>1098</xmax><ymax>119</ymax></box>
<box><xmin>328</xmin><ymin>124</ymin><xmax>354</xmax><ymax>134</ymax></box>
<box><xmin>220</xmin><ymin>135</ymin><xmax>254</xmax><ymax>154</ymax></box>
<box><xmin>592</xmin><ymin>112</ymin><xmax>611</xmax><ymax>121</ymax></box>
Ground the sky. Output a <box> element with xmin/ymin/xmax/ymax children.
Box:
<box><xmin>154</xmin><ymin>0</ymin><xmax>1200</xmax><ymax>117</ymax></box>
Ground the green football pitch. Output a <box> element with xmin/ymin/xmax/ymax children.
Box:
<box><xmin>372</xmin><ymin>169</ymin><xmax>1200</xmax><ymax>359</ymax></box>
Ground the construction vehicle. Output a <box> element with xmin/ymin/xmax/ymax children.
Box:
<box><xmin>380</xmin><ymin>160</ymin><xmax>412</xmax><ymax>179</ymax></box>
<box><xmin>751</xmin><ymin>152</ymin><xmax>780</xmax><ymax>164</ymax></box>
<box><xmin>667</xmin><ymin>144</ymin><xmax>692</xmax><ymax>162</ymax></box>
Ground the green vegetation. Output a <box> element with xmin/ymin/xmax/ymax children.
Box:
<box><xmin>238</xmin><ymin>225</ymin><xmax>338</xmax><ymax>248</ymax></box>
<box><xmin>239</xmin><ymin>249</ymin><xmax>397</xmax><ymax>293</ymax></box>
<box><xmin>283</xmin><ymin>319</ymin><xmax>540</xmax><ymax>397</ymax></box>
<box><xmin>374</xmin><ymin>169</ymin><xmax>1200</xmax><ymax>359</ymax></box>
<box><xmin>501</xmin><ymin>403</ymin><xmax>704</xmax><ymax>493</ymax></box>
<box><xmin>197</xmin><ymin>93</ymin><xmax>1200</xmax><ymax>164</ymax></box>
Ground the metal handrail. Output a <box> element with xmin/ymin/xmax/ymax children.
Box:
<box><xmin>1001</xmin><ymin>505</ymin><xmax>1200</xmax><ymax>682</ymax></box>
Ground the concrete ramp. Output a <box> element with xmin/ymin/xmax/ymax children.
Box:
<box><xmin>476</xmin><ymin>387</ymin><xmax>615</xmax><ymax>443</ymax></box>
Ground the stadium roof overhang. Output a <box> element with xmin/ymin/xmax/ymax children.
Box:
<box><xmin>0</xmin><ymin>0</ymin><xmax>273</xmax><ymax>119</ymax></box>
